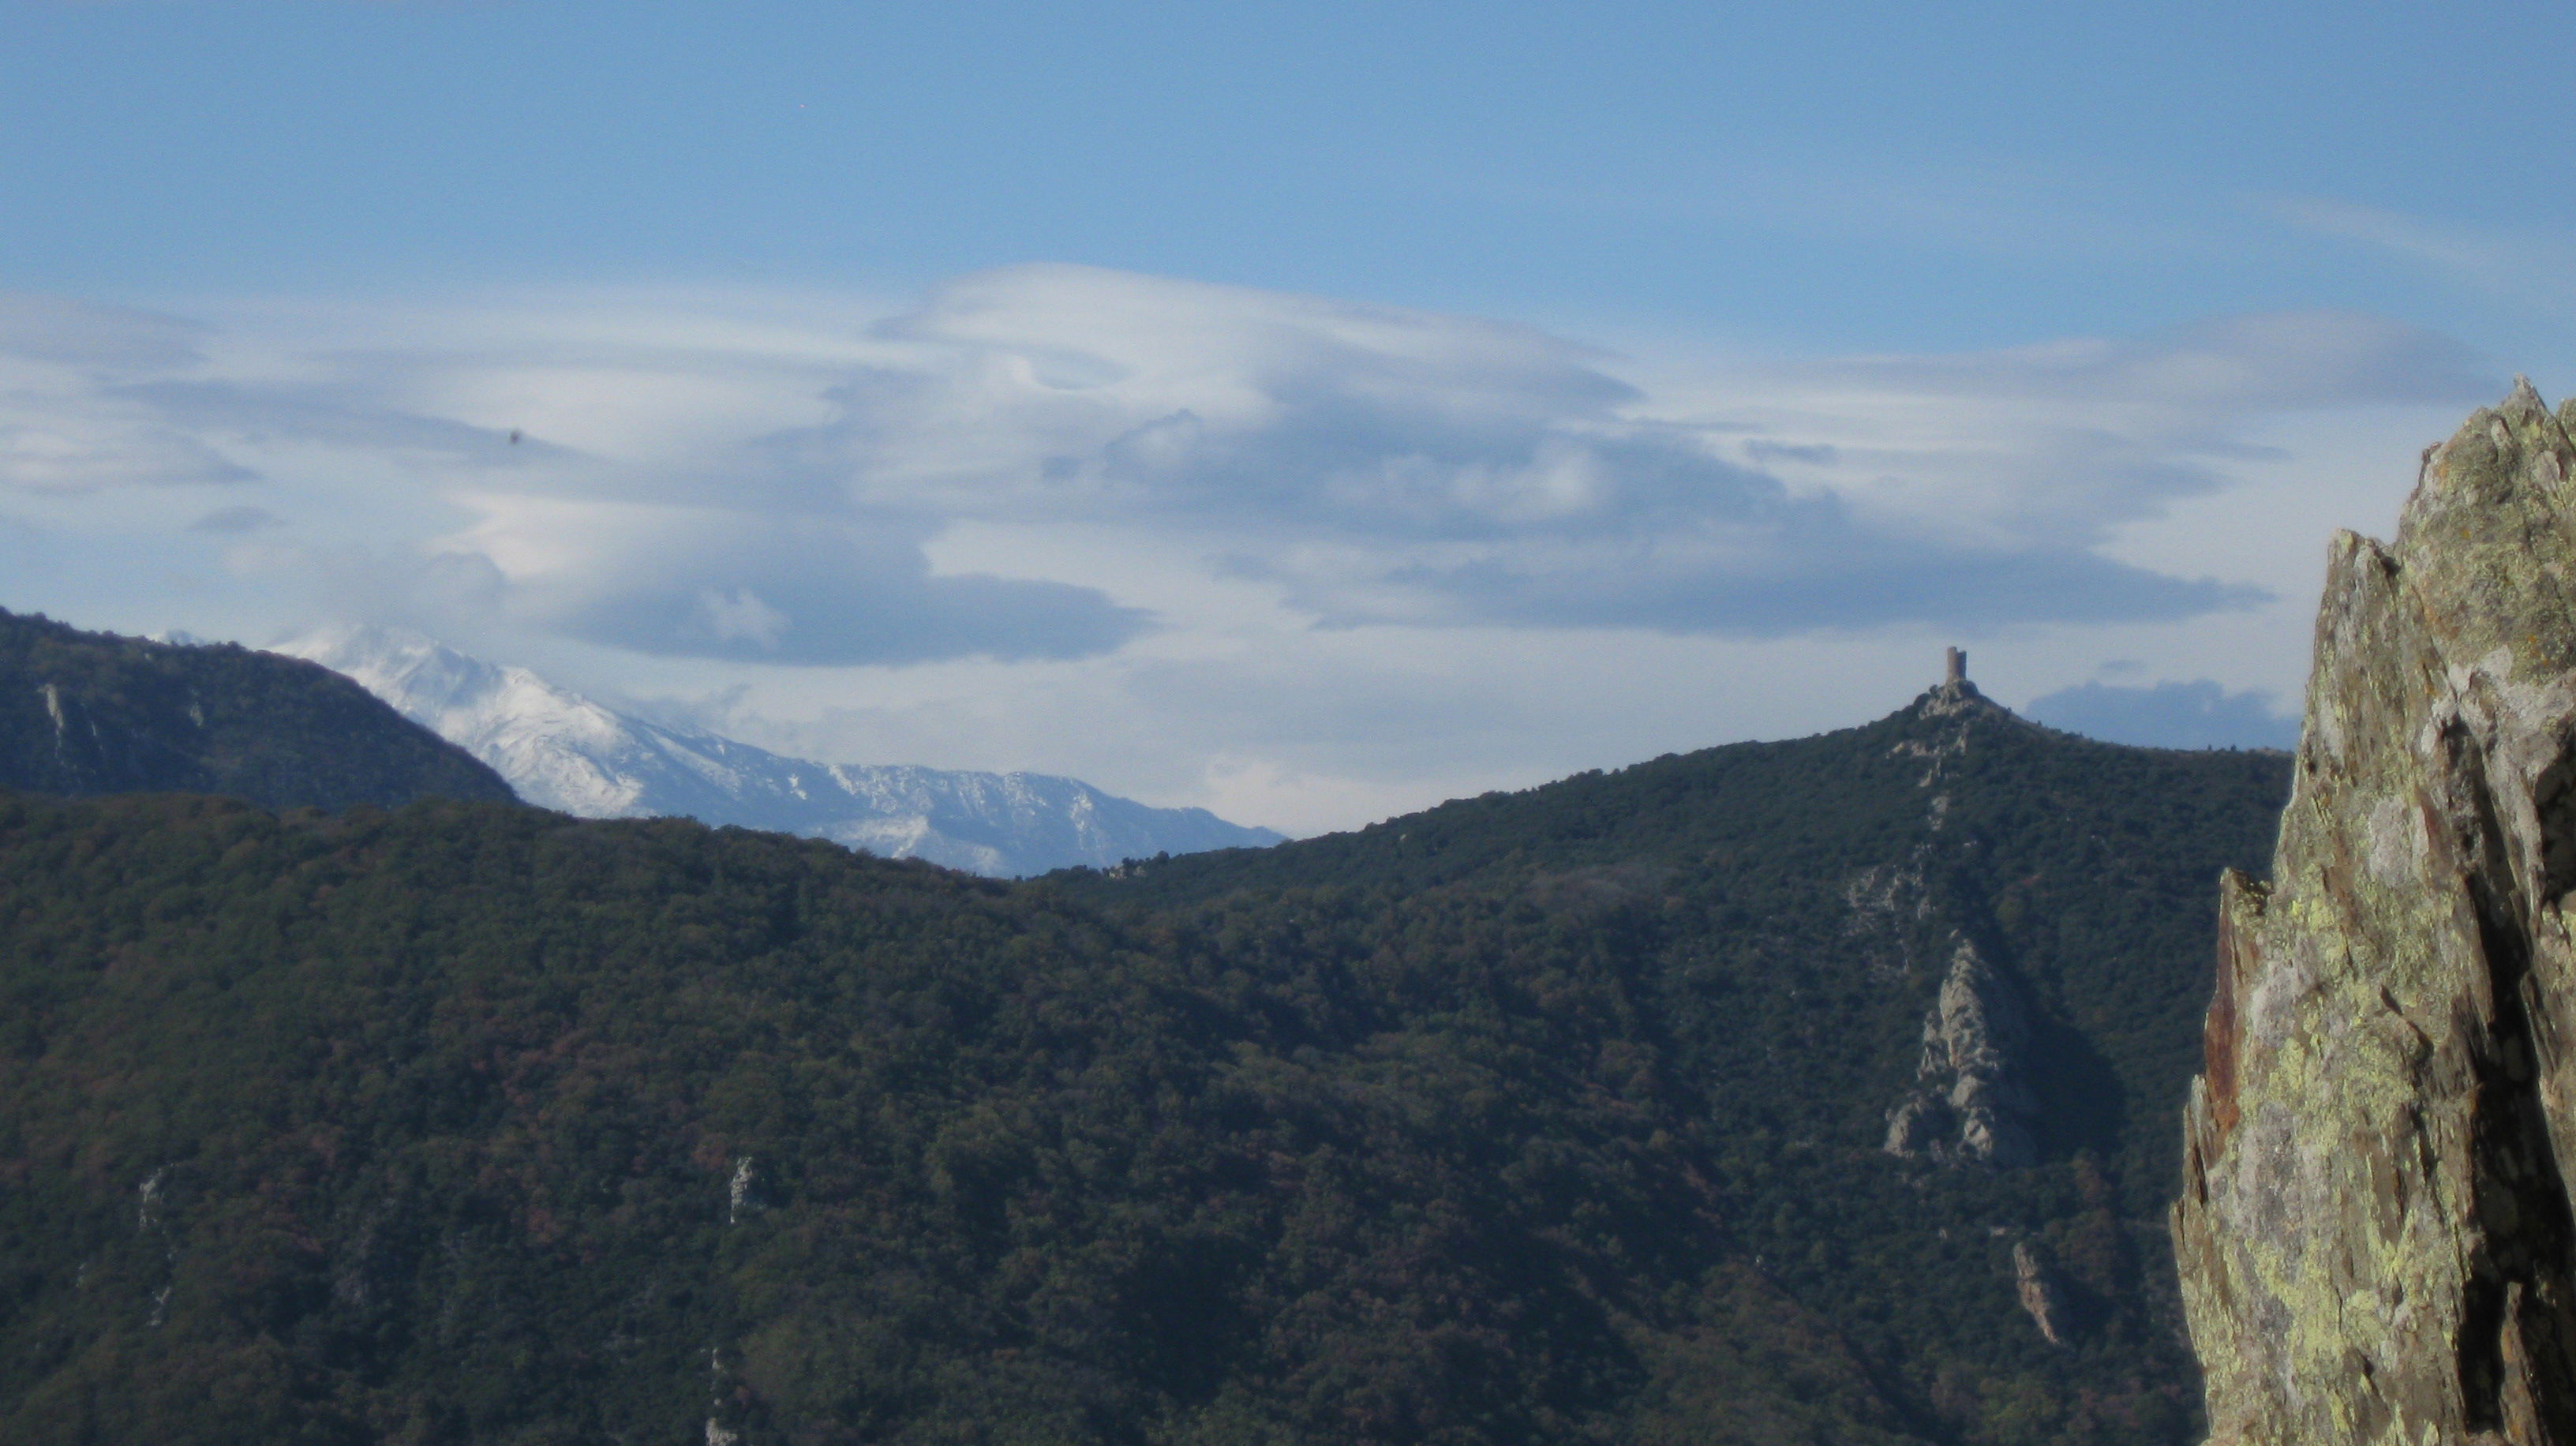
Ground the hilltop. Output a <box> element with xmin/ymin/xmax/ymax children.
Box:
<box><xmin>0</xmin><ymin>609</ymin><xmax>512</xmax><ymax>812</ymax></box>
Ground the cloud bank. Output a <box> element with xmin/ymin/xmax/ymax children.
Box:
<box><xmin>0</xmin><ymin>266</ymin><xmax>2490</xmax><ymax>828</ymax></box>
<box><xmin>765</xmin><ymin>267</ymin><xmax>2471</xmax><ymax>635</ymax></box>
<box><xmin>0</xmin><ymin>267</ymin><xmax>2488</xmax><ymax>662</ymax></box>
<box><xmin>2025</xmin><ymin>678</ymin><xmax>2301</xmax><ymax>751</ymax></box>
<box><xmin>435</xmin><ymin>496</ymin><xmax>1144</xmax><ymax>665</ymax></box>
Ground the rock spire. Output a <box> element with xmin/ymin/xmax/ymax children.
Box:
<box><xmin>2173</xmin><ymin>380</ymin><xmax>2576</xmax><ymax>1443</ymax></box>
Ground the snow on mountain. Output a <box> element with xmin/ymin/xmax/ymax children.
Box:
<box><xmin>279</xmin><ymin>627</ymin><xmax>1285</xmax><ymax>877</ymax></box>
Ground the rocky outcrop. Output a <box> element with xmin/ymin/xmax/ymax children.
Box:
<box><xmin>1885</xmin><ymin>938</ymin><xmax>2038</xmax><ymax>1166</ymax></box>
<box><xmin>2013</xmin><ymin>1240</ymin><xmax>2069</xmax><ymax>1347</ymax></box>
<box><xmin>2173</xmin><ymin>380</ymin><xmax>2576</xmax><ymax>1444</ymax></box>
<box><xmin>1871</xmin><ymin>670</ymin><xmax>2047</xmax><ymax>1169</ymax></box>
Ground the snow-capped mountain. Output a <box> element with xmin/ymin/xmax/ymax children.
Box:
<box><xmin>279</xmin><ymin>627</ymin><xmax>1284</xmax><ymax>877</ymax></box>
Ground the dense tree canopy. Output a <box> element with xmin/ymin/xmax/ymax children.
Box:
<box><xmin>0</xmin><ymin>690</ymin><xmax>2287</xmax><ymax>1444</ymax></box>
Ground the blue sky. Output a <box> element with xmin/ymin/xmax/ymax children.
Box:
<box><xmin>2</xmin><ymin>1</ymin><xmax>2568</xmax><ymax>830</ymax></box>
<box><xmin>11</xmin><ymin>2</ymin><xmax>2570</xmax><ymax>348</ymax></box>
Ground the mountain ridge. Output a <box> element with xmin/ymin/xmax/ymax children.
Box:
<box><xmin>281</xmin><ymin>625</ymin><xmax>1285</xmax><ymax>877</ymax></box>
<box><xmin>0</xmin><ymin>608</ymin><xmax>514</xmax><ymax>812</ymax></box>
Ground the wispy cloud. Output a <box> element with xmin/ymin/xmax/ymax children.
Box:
<box><xmin>2266</xmin><ymin>195</ymin><xmax>2576</xmax><ymax>312</ymax></box>
<box><xmin>187</xmin><ymin>504</ymin><xmax>281</xmax><ymax>533</ymax></box>
<box><xmin>747</xmin><ymin>268</ymin><xmax>2479</xmax><ymax>635</ymax></box>
<box><xmin>0</xmin><ymin>267</ymin><xmax>2493</xmax><ymax>662</ymax></box>
<box><xmin>430</xmin><ymin>493</ymin><xmax>1146</xmax><ymax>665</ymax></box>
<box><xmin>0</xmin><ymin>294</ymin><xmax>208</xmax><ymax>370</ymax></box>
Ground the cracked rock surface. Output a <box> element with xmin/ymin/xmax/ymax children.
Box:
<box><xmin>1885</xmin><ymin>936</ymin><xmax>2038</xmax><ymax>1166</ymax></box>
<box><xmin>2174</xmin><ymin>381</ymin><xmax>2576</xmax><ymax>1444</ymax></box>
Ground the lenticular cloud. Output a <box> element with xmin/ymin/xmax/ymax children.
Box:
<box><xmin>0</xmin><ymin>269</ymin><xmax>2493</xmax><ymax>652</ymax></box>
<box><xmin>760</xmin><ymin>264</ymin><xmax>2371</xmax><ymax>632</ymax></box>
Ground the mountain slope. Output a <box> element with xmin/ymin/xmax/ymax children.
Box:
<box><xmin>0</xmin><ymin>790</ymin><xmax>1912</xmax><ymax>1446</ymax></box>
<box><xmin>0</xmin><ymin>674</ymin><xmax>2293</xmax><ymax>1445</ymax></box>
<box><xmin>0</xmin><ymin>609</ymin><xmax>513</xmax><ymax>811</ymax></box>
<box><xmin>1076</xmin><ymin>676</ymin><xmax>2293</xmax><ymax>1200</ymax></box>
<box><xmin>283</xmin><ymin>627</ymin><xmax>1283</xmax><ymax>876</ymax></box>
<box><xmin>1057</xmin><ymin>676</ymin><xmax>2296</xmax><ymax>1437</ymax></box>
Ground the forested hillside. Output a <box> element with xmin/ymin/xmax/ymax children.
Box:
<box><xmin>1064</xmin><ymin>683</ymin><xmax>2288</xmax><ymax>1216</ymax></box>
<box><xmin>0</xmin><ymin>610</ymin><xmax>513</xmax><ymax>811</ymax></box>
<box><xmin>0</xmin><ymin>681</ymin><xmax>2290</xmax><ymax>1445</ymax></box>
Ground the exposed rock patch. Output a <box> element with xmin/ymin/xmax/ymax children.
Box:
<box><xmin>1864</xmin><ymin>674</ymin><xmax>2050</xmax><ymax>1170</ymax></box>
<box><xmin>1528</xmin><ymin>860</ymin><xmax>1679</xmax><ymax>916</ymax></box>
<box><xmin>1842</xmin><ymin>860</ymin><xmax>1930</xmax><ymax>979</ymax></box>
<box><xmin>2174</xmin><ymin>380</ymin><xmax>2576</xmax><ymax>1444</ymax></box>
<box><xmin>2013</xmin><ymin>1240</ymin><xmax>2069</xmax><ymax>1347</ymax></box>
<box><xmin>1885</xmin><ymin>937</ymin><xmax>2037</xmax><ymax>1167</ymax></box>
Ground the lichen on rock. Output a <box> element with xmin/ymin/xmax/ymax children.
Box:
<box><xmin>2174</xmin><ymin>380</ymin><xmax>2576</xmax><ymax>1444</ymax></box>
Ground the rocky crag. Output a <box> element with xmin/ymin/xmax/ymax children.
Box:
<box><xmin>1884</xmin><ymin>935</ymin><xmax>2040</xmax><ymax>1167</ymax></box>
<box><xmin>2174</xmin><ymin>380</ymin><xmax>2576</xmax><ymax>1443</ymax></box>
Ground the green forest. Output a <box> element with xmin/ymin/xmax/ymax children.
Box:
<box><xmin>0</xmin><ymin>679</ymin><xmax>2288</xmax><ymax>1444</ymax></box>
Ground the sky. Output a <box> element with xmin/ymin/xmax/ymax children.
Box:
<box><xmin>3</xmin><ymin>1</ymin><xmax>2572</xmax><ymax>835</ymax></box>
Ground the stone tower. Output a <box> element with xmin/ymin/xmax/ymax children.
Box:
<box><xmin>1945</xmin><ymin>646</ymin><xmax>1967</xmax><ymax>686</ymax></box>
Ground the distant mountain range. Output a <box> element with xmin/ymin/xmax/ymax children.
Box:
<box><xmin>280</xmin><ymin>626</ymin><xmax>1283</xmax><ymax>876</ymax></box>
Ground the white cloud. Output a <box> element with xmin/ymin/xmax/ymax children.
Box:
<box><xmin>751</xmin><ymin>267</ymin><xmax>2477</xmax><ymax>635</ymax></box>
<box><xmin>1643</xmin><ymin>309</ymin><xmax>2488</xmax><ymax>554</ymax></box>
<box><xmin>0</xmin><ymin>269</ymin><xmax>2499</xmax><ymax>830</ymax></box>
<box><xmin>689</xmin><ymin>586</ymin><xmax>791</xmax><ymax>650</ymax></box>
<box><xmin>0</xmin><ymin>342</ymin><xmax>253</xmax><ymax>494</ymax></box>
<box><xmin>0</xmin><ymin>406</ymin><xmax>250</xmax><ymax>493</ymax></box>
<box><xmin>421</xmin><ymin>491</ymin><xmax>1146</xmax><ymax>665</ymax></box>
<box><xmin>0</xmin><ymin>294</ymin><xmax>208</xmax><ymax>370</ymax></box>
<box><xmin>2025</xmin><ymin>677</ymin><xmax>2300</xmax><ymax>751</ymax></box>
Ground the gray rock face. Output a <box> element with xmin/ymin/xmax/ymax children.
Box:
<box><xmin>1884</xmin><ymin>937</ymin><xmax>2038</xmax><ymax>1167</ymax></box>
<box><xmin>1868</xmin><ymin>679</ymin><xmax>2047</xmax><ymax>1168</ymax></box>
<box><xmin>2013</xmin><ymin>1240</ymin><xmax>2069</xmax><ymax>1347</ymax></box>
<box><xmin>2174</xmin><ymin>381</ymin><xmax>2576</xmax><ymax>1444</ymax></box>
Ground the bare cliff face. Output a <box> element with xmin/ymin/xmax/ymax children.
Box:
<box><xmin>2174</xmin><ymin>380</ymin><xmax>2576</xmax><ymax>1444</ymax></box>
